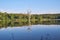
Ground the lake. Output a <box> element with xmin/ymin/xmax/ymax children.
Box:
<box><xmin>0</xmin><ymin>25</ymin><xmax>60</xmax><ymax>40</ymax></box>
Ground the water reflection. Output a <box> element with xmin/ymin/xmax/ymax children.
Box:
<box><xmin>0</xmin><ymin>19</ymin><xmax>60</xmax><ymax>27</ymax></box>
<box><xmin>0</xmin><ymin>25</ymin><xmax>60</xmax><ymax>40</ymax></box>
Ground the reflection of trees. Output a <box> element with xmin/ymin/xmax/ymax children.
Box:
<box><xmin>27</xmin><ymin>26</ymin><xmax>32</xmax><ymax>32</ymax></box>
<box><xmin>0</xmin><ymin>12</ymin><xmax>60</xmax><ymax>28</ymax></box>
<box><xmin>0</xmin><ymin>20</ymin><xmax>60</xmax><ymax>28</ymax></box>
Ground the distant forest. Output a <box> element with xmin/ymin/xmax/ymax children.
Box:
<box><xmin>0</xmin><ymin>12</ymin><xmax>60</xmax><ymax>27</ymax></box>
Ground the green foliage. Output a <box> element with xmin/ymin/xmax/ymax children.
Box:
<box><xmin>0</xmin><ymin>12</ymin><xmax>60</xmax><ymax>27</ymax></box>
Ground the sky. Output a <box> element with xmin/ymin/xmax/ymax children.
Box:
<box><xmin>0</xmin><ymin>0</ymin><xmax>60</xmax><ymax>14</ymax></box>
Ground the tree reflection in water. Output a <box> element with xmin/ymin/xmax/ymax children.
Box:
<box><xmin>0</xmin><ymin>20</ymin><xmax>60</xmax><ymax>28</ymax></box>
<box><xmin>0</xmin><ymin>20</ymin><xmax>60</xmax><ymax>40</ymax></box>
<box><xmin>27</xmin><ymin>26</ymin><xmax>32</xmax><ymax>32</ymax></box>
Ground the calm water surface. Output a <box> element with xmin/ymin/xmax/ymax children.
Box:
<box><xmin>0</xmin><ymin>25</ymin><xmax>60</xmax><ymax>40</ymax></box>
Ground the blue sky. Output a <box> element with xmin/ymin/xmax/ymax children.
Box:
<box><xmin>0</xmin><ymin>0</ymin><xmax>60</xmax><ymax>14</ymax></box>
